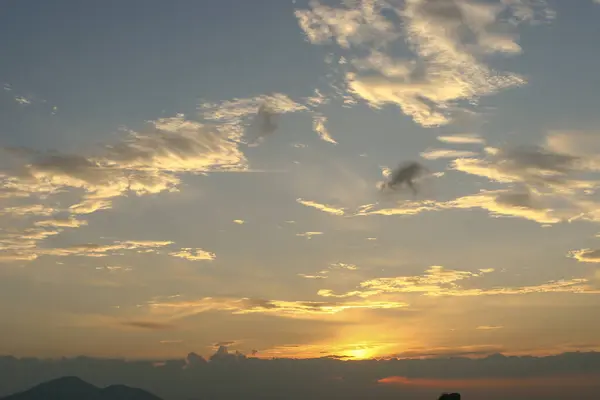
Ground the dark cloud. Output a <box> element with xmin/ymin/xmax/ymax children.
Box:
<box><xmin>453</xmin><ymin>144</ymin><xmax>596</xmax><ymax>192</ymax></box>
<box><xmin>121</xmin><ymin>321</ymin><xmax>174</xmax><ymax>330</ymax></box>
<box><xmin>213</xmin><ymin>341</ymin><xmax>236</xmax><ymax>347</ymax></box>
<box><xmin>185</xmin><ymin>352</ymin><xmax>207</xmax><ymax>367</ymax></box>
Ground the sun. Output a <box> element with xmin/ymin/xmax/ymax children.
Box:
<box><xmin>346</xmin><ymin>348</ymin><xmax>372</xmax><ymax>360</ymax></box>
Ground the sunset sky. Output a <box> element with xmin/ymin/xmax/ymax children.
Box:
<box><xmin>1</xmin><ymin>0</ymin><xmax>600</xmax><ymax>364</ymax></box>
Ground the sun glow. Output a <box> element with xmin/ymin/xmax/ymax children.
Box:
<box><xmin>346</xmin><ymin>347</ymin><xmax>374</xmax><ymax>360</ymax></box>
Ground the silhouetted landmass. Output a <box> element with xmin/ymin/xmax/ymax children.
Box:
<box><xmin>1</xmin><ymin>350</ymin><xmax>600</xmax><ymax>399</ymax></box>
<box><xmin>0</xmin><ymin>376</ymin><xmax>162</xmax><ymax>400</ymax></box>
<box><xmin>439</xmin><ymin>393</ymin><xmax>461</xmax><ymax>400</ymax></box>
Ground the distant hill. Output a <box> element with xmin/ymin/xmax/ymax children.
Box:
<box><xmin>0</xmin><ymin>376</ymin><xmax>163</xmax><ymax>400</ymax></box>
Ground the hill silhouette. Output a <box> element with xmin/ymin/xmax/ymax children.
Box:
<box><xmin>0</xmin><ymin>376</ymin><xmax>162</xmax><ymax>400</ymax></box>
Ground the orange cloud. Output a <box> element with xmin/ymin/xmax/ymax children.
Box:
<box><xmin>378</xmin><ymin>375</ymin><xmax>600</xmax><ymax>389</ymax></box>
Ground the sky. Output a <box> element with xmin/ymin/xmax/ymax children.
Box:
<box><xmin>1</xmin><ymin>0</ymin><xmax>600</xmax><ymax>392</ymax></box>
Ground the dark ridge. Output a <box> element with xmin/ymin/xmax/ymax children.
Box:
<box><xmin>1</xmin><ymin>376</ymin><xmax>162</xmax><ymax>400</ymax></box>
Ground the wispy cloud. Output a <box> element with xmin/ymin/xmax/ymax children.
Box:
<box><xmin>14</xmin><ymin>96</ymin><xmax>32</xmax><ymax>105</ymax></box>
<box><xmin>296</xmin><ymin>231</ymin><xmax>325</xmax><ymax>239</ymax></box>
<box><xmin>420</xmin><ymin>149</ymin><xmax>479</xmax><ymax>160</ymax></box>
<box><xmin>476</xmin><ymin>325</ymin><xmax>503</xmax><ymax>331</ymax></box>
<box><xmin>34</xmin><ymin>218</ymin><xmax>88</xmax><ymax>228</ymax></box>
<box><xmin>356</xmin><ymin>200</ymin><xmax>441</xmax><ymax>217</ymax></box>
<box><xmin>297</xmin><ymin>198</ymin><xmax>346</xmax><ymax>216</ymax></box>
<box><xmin>168</xmin><ymin>248</ymin><xmax>216</xmax><ymax>262</ymax></box>
<box><xmin>318</xmin><ymin>265</ymin><xmax>599</xmax><ymax>298</ymax></box>
<box><xmin>0</xmin><ymin>237</ymin><xmax>176</xmax><ymax>263</ymax></box>
<box><xmin>199</xmin><ymin>93</ymin><xmax>308</xmax><ymax>144</ymax></box>
<box><xmin>0</xmin><ymin>113</ymin><xmax>252</xmax><ymax>263</ymax></box>
<box><xmin>122</xmin><ymin>320</ymin><xmax>175</xmax><ymax>330</ymax></box>
<box><xmin>145</xmin><ymin>296</ymin><xmax>408</xmax><ymax>320</ymax></box>
<box><xmin>297</xmin><ymin>0</ymin><xmax>554</xmax><ymax>126</ymax></box>
<box><xmin>298</xmin><ymin>273</ymin><xmax>328</xmax><ymax>280</ymax></box>
<box><xmin>2</xmin><ymin>204</ymin><xmax>58</xmax><ymax>217</ymax></box>
<box><xmin>1</xmin><ymin>113</ymin><xmax>247</xmax><ymax>217</ymax></box>
<box><xmin>447</xmin><ymin>189</ymin><xmax>563</xmax><ymax>224</ymax></box>
<box><xmin>312</xmin><ymin>114</ymin><xmax>338</xmax><ymax>144</ymax></box>
<box><xmin>41</xmin><ymin>240</ymin><xmax>173</xmax><ymax>258</ymax></box>
<box><xmin>330</xmin><ymin>262</ymin><xmax>358</xmax><ymax>271</ymax></box>
<box><xmin>200</xmin><ymin>93</ymin><xmax>307</xmax><ymax>124</ymax></box>
<box><xmin>568</xmin><ymin>249</ymin><xmax>600</xmax><ymax>263</ymax></box>
<box><xmin>437</xmin><ymin>134</ymin><xmax>485</xmax><ymax>145</ymax></box>
<box><xmin>447</xmin><ymin>132</ymin><xmax>600</xmax><ymax>224</ymax></box>
<box><xmin>451</xmin><ymin>147</ymin><xmax>596</xmax><ymax>191</ymax></box>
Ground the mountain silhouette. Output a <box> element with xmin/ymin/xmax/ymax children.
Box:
<box><xmin>439</xmin><ymin>394</ymin><xmax>461</xmax><ymax>400</ymax></box>
<box><xmin>0</xmin><ymin>376</ymin><xmax>162</xmax><ymax>400</ymax></box>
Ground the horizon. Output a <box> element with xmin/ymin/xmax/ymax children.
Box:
<box><xmin>3</xmin><ymin>350</ymin><xmax>600</xmax><ymax>399</ymax></box>
<box><xmin>2</xmin><ymin>348</ymin><xmax>600</xmax><ymax>362</ymax></box>
<box><xmin>2</xmin><ymin>0</ymin><xmax>600</xmax><ymax>398</ymax></box>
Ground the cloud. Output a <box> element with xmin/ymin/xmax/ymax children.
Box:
<box><xmin>0</xmin><ymin>227</ymin><xmax>61</xmax><ymax>263</ymax></box>
<box><xmin>214</xmin><ymin>341</ymin><xmax>237</xmax><ymax>347</ymax></box>
<box><xmin>297</xmin><ymin>0</ymin><xmax>553</xmax><ymax>126</ymax></box>
<box><xmin>297</xmin><ymin>198</ymin><xmax>346</xmax><ymax>216</ymax></box>
<box><xmin>199</xmin><ymin>92</ymin><xmax>338</xmax><ymax>146</ymax></box>
<box><xmin>105</xmin><ymin>115</ymin><xmax>247</xmax><ymax>173</ymax></box>
<box><xmin>356</xmin><ymin>185</ymin><xmax>576</xmax><ymax>225</ymax></box>
<box><xmin>447</xmin><ymin>134</ymin><xmax>600</xmax><ymax>224</ymax></box>
<box><xmin>33</xmin><ymin>240</ymin><xmax>173</xmax><ymax>259</ymax></box>
<box><xmin>103</xmin><ymin>266</ymin><xmax>133</xmax><ymax>272</ymax></box>
<box><xmin>199</xmin><ymin>93</ymin><xmax>309</xmax><ymax>144</ymax></box>
<box><xmin>0</xmin><ymin>252</ymin><xmax>40</xmax><ymax>262</ymax></box>
<box><xmin>233</xmin><ymin>219</ymin><xmax>245</xmax><ymax>225</ymax></box>
<box><xmin>446</xmin><ymin>189</ymin><xmax>563</xmax><ymax>224</ymax></box>
<box><xmin>14</xmin><ymin>96</ymin><xmax>32</xmax><ymax>105</ymax></box>
<box><xmin>68</xmin><ymin>199</ymin><xmax>113</xmax><ymax>215</ymax></box>
<box><xmin>296</xmin><ymin>231</ymin><xmax>325</xmax><ymax>239</ymax></box>
<box><xmin>568</xmin><ymin>249</ymin><xmax>600</xmax><ymax>263</ymax></box>
<box><xmin>356</xmin><ymin>200</ymin><xmax>441</xmax><ymax>217</ymax></box>
<box><xmin>545</xmin><ymin>131</ymin><xmax>600</xmax><ymax>171</ymax></box>
<box><xmin>34</xmin><ymin>218</ymin><xmax>88</xmax><ymax>228</ymax></box>
<box><xmin>312</xmin><ymin>114</ymin><xmax>338</xmax><ymax>144</ymax></box>
<box><xmin>318</xmin><ymin>266</ymin><xmax>491</xmax><ymax>298</ymax></box>
<box><xmin>330</xmin><ymin>262</ymin><xmax>358</xmax><ymax>271</ymax></box>
<box><xmin>378</xmin><ymin>374</ymin><xmax>599</xmax><ymax>390</ymax></box>
<box><xmin>420</xmin><ymin>149</ymin><xmax>479</xmax><ymax>160</ymax></box>
<box><xmin>0</xmin><ymin>114</ymin><xmax>249</xmax><ymax>263</ymax></box>
<box><xmin>121</xmin><ymin>320</ymin><xmax>175</xmax><ymax>330</ymax></box>
<box><xmin>298</xmin><ymin>273</ymin><xmax>328</xmax><ymax>279</ymax></box>
<box><xmin>1</xmin><ymin>114</ymin><xmax>247</xmax><ymax>217</ymax></box>
<box><xmin>200</xmin><ymin>93</ymin><xmax>307</xmax><ymax>123</ymax></box>
<box><xmin>168</xmin><ymin>248</ymin><xmax>216</xmax><ymax>262</ymax></box>
<box><xmin>318</xmin><ymin>265</ymin><xmax>599</xmax><ymax>298</ymax></box>
<box><xmin>476</xmin><ymin>325</ymin><xmax>504</xmax><ymax>331</ymax></box>
<box><xmin>393</xmin><ymin>344</ymin><xmax>507</xmax><ymax>360</ymax></box>
<box><xmin>1</xmin><ymin>204</ymin><xmax>58</xmax><ymax>217</ymax></box>
<box><xmin>144</xmin><ymin>296</ymin><xmax>407</xmax><ymax>321</ymax></box>
<box><xmin>452</xmin><ymin>144</ymin><xmax>597</xmax><ymax>191</ymax></box>
<box><xmin>437</xmin><ymin>134</ymin><xmax>485</xmax><ymax>144</ymax></box>
<box><xmin>295</xmin><ymin>1</ymin><xmax>399</xmax><ymax>48</ymax></box>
